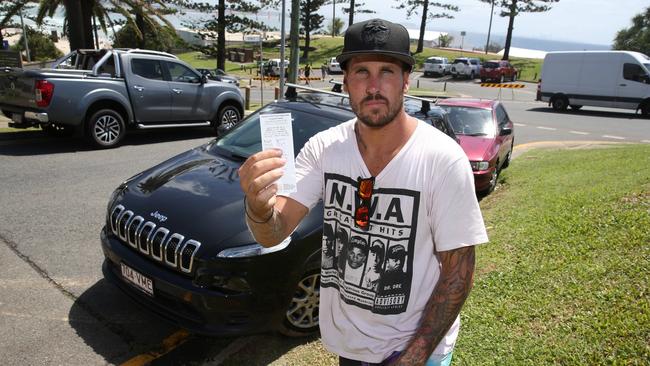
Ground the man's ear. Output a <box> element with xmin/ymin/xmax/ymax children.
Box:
<box><xmin>343</xmin><ymin>76</ymin><xmax>348</xmax><ymax>92</ymax></box>
<box><xmin>403</xmin><ymin>72</ymin><xmax>410</xmax><ymax>93</ymax></box>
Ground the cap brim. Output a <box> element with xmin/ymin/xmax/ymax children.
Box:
<box><xmin>336</xmin><ymin>51</ymin><xmax>415</xmax><ymax>69</ymax></box>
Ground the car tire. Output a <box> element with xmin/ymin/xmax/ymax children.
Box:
<box><xmin>499</xmin><ymin>74</ymin><xmax>505</xmax><ymax>83</ymax></box>
<box><xmin>551</xmin><ymin>96</ymin><xmax>569</xmax><ymax>112</ymax></box>
<box><xmin>482</xmin><ymin>163</ymin><xmax>500</xmax><ymax>196</ymax></box>
<box><xmin>86</xmin><ymin>108</ymin><xmax>125</xmax><ymax>148</ymax></box>
<box><xmin>570</xmin><ymin>105</ymin><xmax>583</xmax><ymax>111</ymax></box>
<box><xmin>278</xmin><ymin>268</ymin><xmax>320</xmax><ymax>337</ymax></box>
<box><xmin>502</xmin><ymin>141</ymin><xmax>514</xmax><ymax>170</ymax></box>
<box><xmin>639</xmin><ymin>102</ymin><xmax>650</xmax><ymax>117</ymax></box>
<box><xmin>480</xmin><ymin>78</ymin><xmax>486</xmax><ymax>83</ymax></box>
<box><xmin>470</xmin><ymin>71</ymin><xmax>475</xmax><ymax>80</ymax></box>
<box><xmin>512</xmin><ymin>73</ymin><xmax>517</xmax><ymax>82</ymax></box>
<box><xmin>215</xmin><ymin>104</ymin><xmax>241</xmax><ymax>135</ymax></box>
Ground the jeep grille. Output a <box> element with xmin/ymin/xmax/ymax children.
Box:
<box><xmin>110</xmin><ymin>205</ymin><xmax>201</xmax><ymax>274</ymax></box>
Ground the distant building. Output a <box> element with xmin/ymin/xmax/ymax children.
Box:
<box><xmin>406</xmin><ymin>29</ymin><xmax>449</xmax><ymax>47</ymax></box>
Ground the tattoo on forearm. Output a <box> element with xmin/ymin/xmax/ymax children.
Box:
<box><xmin>396</xmin><ymin>246</ymin><xmax>475</xmax><ymax>365</ymax></box>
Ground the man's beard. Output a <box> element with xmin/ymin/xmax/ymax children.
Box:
<box><xmin>351</xmin><ymin>93</ymin><xmax>403</xmax><ymax>128</ymax></box>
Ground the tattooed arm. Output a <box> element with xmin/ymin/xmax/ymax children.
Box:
<box><xmin>394</xmin><ymin>246</ymin><xmax>476</xmax><ymax>365</ymax></box>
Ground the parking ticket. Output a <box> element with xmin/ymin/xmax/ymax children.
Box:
<box><xmin>259</xmin><ymin>113</ymin><xmax>296</xmax><ymax>194</ymax></box>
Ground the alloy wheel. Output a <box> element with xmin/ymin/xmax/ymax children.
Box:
<box><xmin>94</xmin><ymin>114</ymin><xmax>122</xmax><ymax>145</ymax></box>
<box><xmin>285</xmin><ymin>273</ymin><xmax>320</xmax><ymax>330</ymax></box>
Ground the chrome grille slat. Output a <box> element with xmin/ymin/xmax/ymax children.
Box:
<box><xmin>164</xmin><ymin>233</ymin><xmax>184</xmax><ymax>268</ymax></box>
<box><xmin>118</xmin><ymin>210</ymin><xmax>134</xmax><ymax>241</ymax></box>
<box><xmin>137</xmin><ymin>221</ymin><xmax>156</xmax><ymax>255</ymax></box>
<box><xmin>127</xmin><ymin>216</ymin><xmax>144</xmax><ymax>249</ymax></box>
<box><xmin>110</xmin><ymin>205</ymin><xmax>125</xmax><ymax>234</ymax></box>
<box><xmin>108</xmin><ymin>205</ymin><xmax>201</xmax><ymax>274</ymax></box>
<box><xmin>180</xmin><ymin>240</ymin><xmax>201</xmax><ymax>274</ymax></box>
<box><xmin>149</xmin><ymin>227</ymin><xmax>169</xmax><ymax>262</ymax></box>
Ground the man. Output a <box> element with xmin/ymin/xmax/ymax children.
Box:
<box><xmin>344</xmin><ymin>236</ymin><xmax>369</xmax><ymax>285</ymax></box>
<box><xmin>322</xmin><ymin>223</ymin><xmax>336</xmax><ymax>268</ymax></box>
<box><xmin>239</xmin><ymin>18</ymin><xmax>487</xmax><ymax>366</ymax></box>
<box><xmin>363</xmin><ymin>240</ymin><xmax>385</xmax><ymax>291</ymax></box>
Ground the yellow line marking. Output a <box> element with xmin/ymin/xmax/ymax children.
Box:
<box><xmin>120</xmin><ymin>329</ymin><xmax>190</xmax><ymax>366</ymax></box>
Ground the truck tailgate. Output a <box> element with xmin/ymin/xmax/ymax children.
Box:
<box><xmin>0</xmin><ymin>67</ymin><xmax>38</xmax><ymax>109</ymax></box>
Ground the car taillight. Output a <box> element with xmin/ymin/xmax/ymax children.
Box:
<box><xmin>35</xmin><ymin>80</ymin><xmax>54</xmax><ymax>107</ymax></box>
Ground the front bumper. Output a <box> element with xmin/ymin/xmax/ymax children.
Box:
<box><xmin>472</xmin><ymin>169</ymin><xmax>494</xmax><ymax>192</ymax></box>
<box><xmin>100</xmin><ymin>227</ymin><xmax>298</xmax><ymax>336</ymax></box>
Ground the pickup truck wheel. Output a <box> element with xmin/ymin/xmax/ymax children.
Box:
<box><xmin>278</xmin><ymin>268</ymin><xmax>320</xmax><ymax>337</ymax></box>
<box><xmin>215</xmin><ymin>105</ymin><xmax>241</xmax><ymax>135</ymax></box>
<box><xmin>86</xmin><ymin>109</ymin><xmax>125</xmax><ymax>148</ymax></box>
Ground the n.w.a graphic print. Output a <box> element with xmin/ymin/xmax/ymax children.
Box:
<box><xmin>321</xmin><ymin>173</ymin><xmax>419</xmax><ymax>315</ymax></box>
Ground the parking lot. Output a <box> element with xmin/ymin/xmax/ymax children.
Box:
<box><xmin>1</xmin><ymin>80</ymin><xmax>649</xmax><ymax>365</ymax></box>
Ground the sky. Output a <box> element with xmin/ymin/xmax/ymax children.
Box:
<box><xmin>322</xmin><ymin>0</ymin><xmax>648</xmax><ymax>46</ymax></box>
<box><xmin>12</xmin><ymin>0</ymin><xmax>649</xmax><ymax>47</ymax></box>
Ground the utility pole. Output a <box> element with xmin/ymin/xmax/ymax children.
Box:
<box><xmin>279</xmin><ymin>0</ymin><xmax>286</xmax><ymax>99</ymax></box>
<box><xmin>332</xmin><ymin>0</ymin><xmax>336</xmax><ymax>37</ymax></box>
<box><xmin>19</xmin><ymin>10</ymin><xmax>31</xmax><ymax>62</ymax></box>
<box><xmin>485</xmin><ymin>0</ymin><xmax>495</xmax><ymax>54</ymax></box>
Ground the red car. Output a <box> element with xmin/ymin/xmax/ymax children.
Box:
<box><xmin>436</xmin><ymin>98</ymin><xmax>515</xmax><ymax>195</ymax></box>
<box><xmin>480</xmin><ymin>60</ymin><xmax>518</xmax><ymax>83</ymax></box>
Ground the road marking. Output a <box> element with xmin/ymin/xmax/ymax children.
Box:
<box><xmin>514</xmin><ymin>123</ymin><xmax>526</xmax><ymax>127</ymax></box>
<box><xmin>602</xmin><ymin>135</ymin><xmax>625</xmax><ymax>140</ymax></box>
<box><xmin>537</xmin><ymin>126</ymin><xmax>557</xmax><ymax>131</ymax></box>
<box><xmin>120</xmin><ymin>329</ymin><xmax>190</xmax><ymax>366</ymax></box>
<box><xmin>569</xmin><ymin>131</ymin><xmax>590</xmax><ymax>135</ymax></box>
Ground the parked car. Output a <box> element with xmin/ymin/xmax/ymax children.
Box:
<box><xmin>0</xmin><ymin>48</ymin><xmax>244</xmax><ymax>148</ymax></box>
<box><xmin>196</xmin><ymin>68</ymin><xmax>240</xmax><ymax>87</ymax></box>
<box><xmin>328</xmin><ymin>57</ymin><xmax>342</xmax><ymax>74</ymax></box>
<box><xmin>423</xmin><ymin>56</ymin><xmax>450</xmax><ymax>77</ymax></box>
<box><xmin>480</xmin><ymin>60</ymin><xmax>518</xmax><ymax>83</ymax></box>
<box><xmin>259</xmin><ymin>59</ymin><xmax>289</xmax><ymax>77</ymax></box>
<box><xmin>436</xmin><ymin>98</ymin><xmax>514</xmax><ymax>194</ymax></box>
<box><xmin>539</xmin><ymin>51</ymin><xmax>650</xmax><ymax>115</ymax></box>
<box><xmin>100</xmin><ymin>88</ymin><xmax>460</xmax><ymax>338</ymax></box>
<box><xmin>450</xmin><ymin>57</ymin><xmax>482</xmax><ymax>80</ymax></box>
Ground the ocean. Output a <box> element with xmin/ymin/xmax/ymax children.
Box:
<box><xmin>444</xmin><ymin>30</ymin><xmax>611</xmax><ymax>52</ymax></box>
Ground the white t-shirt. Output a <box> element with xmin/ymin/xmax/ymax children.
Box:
<box><xmin>284</xmin><ymin>118</ymin><xmax>488</xmax><ymax>363</ymax></box>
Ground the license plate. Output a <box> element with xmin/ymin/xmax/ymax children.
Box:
<box><xmin>11</xmin><ymin>113</ymin><xmax>22</xmax><ymax>123</ymax></box>
<box><xmin>120</xmin><ymin>262</ymin><xmax>154</xmax><ymax>297</ymax></box>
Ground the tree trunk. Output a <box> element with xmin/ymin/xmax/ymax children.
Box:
<box><xmin>217</xmin><ymin>0</ymin><xmax>226</xmax><ymax>71</ymax></box>
<box><xmin>63</xmin><ymin>0</ymin><xmax>85</xmax><ymax>51</ymax></box>
<box><xmin>301</xmin><ymin>0</ymin><xmax>311</xmax><ymax>61</ymax></box>
<box><xmin>416</xmin><ymin>0</ymin><xmax>428</xmax><ymax>54</ymax></box>
<box><xmin>136</xmin><ymin>12</ymin><xmax>146</xmax><ymax>49</ymax></box>
<box><xmin>288</xmin><ymin>0</ymin><xmax>300</xmax><ymax>88</ymax></box>
<box><xmin>502</xmin><ymin>1</ymin><xmax>517</xmax><ymax>60</ymax></box>
<box><xmin>80</xmin><ymin>0</ymin><xmax>95</xmax><ymax>48</ymax></box>
<box><xmin>348</xmin><ymin>0</ymin><xmax>355</xmax><ymax>26</ymax></box>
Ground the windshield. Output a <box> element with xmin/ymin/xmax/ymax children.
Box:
<box><xmin>211</xmin><ymin>103</ymin><xmax>350</xmax><ymax>158</ymax></box>
<box><xmin>426</xmin><ymin>59</ymin><xmax>443</xmax><ymax>64</ymax></box>
<box><xmin>438</xmin><ymin>106</ymin><xmax>495</xmax><ymax>137</ymax></box>
<box><xmin>452</xmin><ymin>59</ymin><xmax>468</xmax><ymax>65</ymax></box>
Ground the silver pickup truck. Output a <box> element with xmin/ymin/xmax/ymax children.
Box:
<box><xmin>0</xmin><ymin>49</ymin><xmax>245</xmax><ymax>148</ymax></box>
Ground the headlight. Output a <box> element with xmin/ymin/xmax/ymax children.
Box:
<box><xmin>217</xmin><ymin>236</ymin><xmax>292</xmax><ymax>258</ymax></box>
<box><xmin>470</xmin><ymin>161</ymin><xmax>490</xmax><ymax>171</ymax></box>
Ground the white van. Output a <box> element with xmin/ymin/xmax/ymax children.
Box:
<box><xmin>539</xmin><ymin>51</ymin><xmax>650</xmax><ymax>115</ymax></box>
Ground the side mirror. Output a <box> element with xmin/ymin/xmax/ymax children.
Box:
<box><xmin>201</xmin><ymin>74</ymin><xmax>208</xmax><ymax>84</ymax></box>
<box><xmin>500</xmin><ymin>127</ymin><xmax>512</xmax><ymax>136</ymax></box>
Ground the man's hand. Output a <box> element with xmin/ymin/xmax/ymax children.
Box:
<box><xmin>395</xmin><ymin>246</ymin><xmax>476</xmax><ymax>365</ymax></box>
<box><xmin>239</xmin><ymin>149</ymin><xmax>286</xmax><ymax>222</ymax></box>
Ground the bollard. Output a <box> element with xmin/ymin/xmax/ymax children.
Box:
<box><xmin>244</xmin><ymin>86</ymin><xmax>251</xmax><ymax>110</ymax></box>
<box><xmin>275</xmin><ymin>87</ymin><xmax>280</xmax><ymax>100</ymax></box>
<box><xmin>417</xmin><ymin>79</ymin><xmax>420</xmax><ymax>88</ymax></box>
<box><xmin>443</xmin><ymin>82</ymin><xmax>447</xmax><ymax>92</ymax></box>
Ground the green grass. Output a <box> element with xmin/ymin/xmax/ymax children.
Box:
<box><xmin>176</xmin><ymin>36</ymin><xmax>543</xmax><ymax>82</ymax></box>
<box><xmin>221</xmin><ymin>144</ymin><xmax>650</xmax><ymax>365</ymax></box>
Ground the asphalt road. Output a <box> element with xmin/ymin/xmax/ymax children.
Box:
<box><xmin>0</xmin><ymin>79</ymin><xmax>649</xmax><ymax>366</ymax></box>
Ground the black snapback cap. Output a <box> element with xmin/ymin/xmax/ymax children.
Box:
<box><xmin>337</xmin><ymin>18</ymin><xmax>415</xmax><ymax>71</ymax></box>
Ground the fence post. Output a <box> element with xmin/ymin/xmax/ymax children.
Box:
<box><xmin>244</xmin><ymin>86</ymin><xmax>251</xmax><ymax>110</ymax></box>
